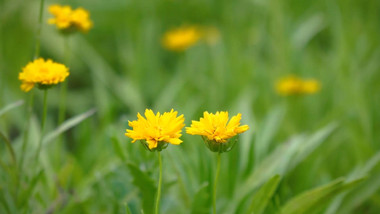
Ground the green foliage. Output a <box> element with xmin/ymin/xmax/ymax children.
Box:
<box><xmin>247</xmin><ymin>174</ymin><xmax>281</xmax><ymax>214</ymax></box>
<box><xmin>126</xmin><ymin>162</ymin><xmax>157</xmax><ymax>214</ymax></box>
<box><xmin>1</xmin><ymin>0</ymin><xmax>380</xmax><ymax>213</ymax></box>
<box><xmin>280</xmin><ymin>177</ymin><xmax>365</xmax><ymax>214</ymax></box>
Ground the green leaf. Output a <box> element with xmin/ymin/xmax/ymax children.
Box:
<box><xmin>246</xmin><ymin>175</ymin><xmax>281</xmax><ymax>214</ymax></box>
<box><xmin>191</xmin><ymin>183</ymin><xmax>210</xmax><ymax>214</ymax></box>
<box><xmin>336</xmin><ymin>171</ymin><xmax>380</xmax><ymax>214</ymax></box>
<box><xmin>125</xmin><ymin>203</ymin><xmax>132</xmax><ymax>214</ymax></box>
<box><xmin>0</xmin><ymin>100</ymin><xmax>24</xmax><ymax>117</ymax></box>
<box><xmin>280</xmin><ymin>177</ymin><xmax>364</xmax><ymax>214</ymax></box>
<box><xmin>254</xmin><ymin>106</ymin><xmax>285</xmax><ymax>163</ymax></box>
<box><xmin>290</xmin><ymin>123</ymin><xmax>338</xmax><ymax>168</ymax></box>
<box><xmin>126</xmin><ymin>162</ymin><xmax>156</xmax><ymax>214</ymax></box>
<box><xmin>42</xmin><ymin>108</ymin><xmax>96</xmax><ymax>146</ymax></box>
<box><xmin>325</xmin><ymin>151</ymin><xmax>380</xmax><ymax>214</ymax></box>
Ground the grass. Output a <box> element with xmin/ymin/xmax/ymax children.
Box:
<box><xmin>1</xmin><ymin>0</ymin><xmax>380</xmax><ymax>213</ymax></box>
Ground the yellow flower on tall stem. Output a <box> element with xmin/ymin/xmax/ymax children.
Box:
<box><xmin>18</xmin><ymin>58</ymin><xmax>69</xmax><ymax>92</ymax></box>
<box><xmin>19</xmin><ymin>58</ymin><xmax>69</xmax><ymax>163</ymax></box>
<box><xmin>48</xmin><ymin>4</ymin><xmax>93</xmax><ymax>34</ymax></box>
<box><xmin>125</xmin><ymin>109</ymin><xmax>185</xmax><ymax>214</ymax></box>
<box><xmin>186</xmin><ymin>111</ymin><xmax>249</xmax><ymax>214</ymax></box>
<box><xmin>162</xmin><ymin>26</ymin><xmax>201</xmax><ymax>51</ymax></box>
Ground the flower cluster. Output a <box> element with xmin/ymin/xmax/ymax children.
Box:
<box><xmin>48</xmin><ymin>4</ymin><xmax>93</xmax><ymax>33</ymax></box>
<box><xmin>162</xmin><ymin>26</ymin><xmax>202</xmax><ymax>51</ymax></box>
<box><xmin>18</xmin><ymin>58</ymin><xmax>69</xmax><ymax>92</ymax></box>
<box><xmin>276</xmin><ymin>76</ymin><xmax>320</xmax><ymax>96</ymax></box>
<box><xmin>125</xmin><ymin>109</ymin><xmax>249</xmax><ymax>153</ymax></box>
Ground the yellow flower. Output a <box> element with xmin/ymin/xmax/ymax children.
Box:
<box><xmin>48</xmin><ymin>4</ymin><xmax>93</xmax><ymax>33</ymax></box>
<box><xmin>276</xmin><ymin>76</ymin><xmax>320</xmax><ymax>96</ymax></box>
<box><xmin>125</xmin><ymin>109</ymin><xmax>185</xmax><ymax>151</ymax></box>
<box><xmin>162</xmin><ymin>26</ymin><xmax>201</xmax><ymax>51</ymax></box>
<box><xmin>186</xmin><ymin>111</ymin><xmax>249</xmax><ymax>152</ymax></box>
<box><xmin>301</xmin><ymin>80</ymin><xmax>320</xmax><ymax>94</ymax></box>
<box><xmin>18</xmin><ymin>58</ymin><xmax>69</xmax><ymax>92</ymax></box>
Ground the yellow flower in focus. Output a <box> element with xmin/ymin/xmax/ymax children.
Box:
<box><xmin>125</xmin><ymin>109</ymin><xmax>185</xmax><ymax>151</ymax></box>
<box><xmin>162</xmin><ymin>26</ymin><xmax>201</xmax><ymax>51</ymax></box>
<box><xmin>187</xmin><ymin>111</ymin><xmax>249</xmax><ymax>143</ymax></box>
<box><xmin>48</xmin><ymin>4</ymin><xmax>93</xmax><ymax>33</ymax></box>
<box><xmin>276</xmin><ymin>76</ymin><xmax>320</xmax><ymax>96</ymax></box>
<box><xmin>18</xmin><ymin>58</ymin><xmax>69</xmax><ymax>92</ymax></box>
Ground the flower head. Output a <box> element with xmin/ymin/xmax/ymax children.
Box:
<box><xmin>162</xmin><ymin>26</ymin><xmax>201</xmax><ymax>51</ymax></box>
<box><xmin>48</xmin><ymin>4</ymin><xmax>92</xmax><ymax>33</ymax></box>
<box><xmin>18</xmin><ymin>58</ymin><xmax>69</xmax><ymax>92</ymax></box>
<box><xmin>186</xmin><ymin>111</ymin><xmax>249</xmax><ymax>152</ymax></box>
<box><xmin>125</xmin><ymin>109</ymin><xmax>185</xmax><ymax>151</ymax></box>
<box><xmin>276</xmin><ymin>76</ymin><xmax>320</xmax><ymax>96</ymax></box>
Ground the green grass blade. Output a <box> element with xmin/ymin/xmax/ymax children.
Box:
<box><xmin>228</xmin><ymin>123</ymin><xmax>337</xmax><ymax>213</ymax></box>
<box><xmin>281</xmin><ymin>177</ymin><xmax>365</xmax><ymax>214</ymax></box>
<box><xmin>255</xmin><ymin>106</ymin><xmax>285</xmax><ymax>164</ymax></box>
<box><xmin>0</xmin><ymin>100</ymin><xmax>24</xmax><ymax>117</ymax></box>
<box><xmin>42</xmin><ymin>108</ymin><xmax>96</xmax><ymax>146</ymax></box>
<box><xmin>325</xmin><ymin>152</ymin><xmax>380</xmax><ymax>214</ymax></box>
<box><xmin>246</xmin><ymin>175</ymin><xmax>281</xmax><ymax>214</ymax></box>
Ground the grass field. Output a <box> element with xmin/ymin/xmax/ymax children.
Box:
<box><xmin>1</xmin><ymin>0</ymin><xmax>380</xmax><ymax>213</ymax></box>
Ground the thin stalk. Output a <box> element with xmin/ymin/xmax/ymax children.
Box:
<box><xmin>35</xmin><ymin>89</ymin><xmax>48</xmax><ymax>161</ymax></box>
<box><xmin>34</xmin><ymin>0</ymin><xmax>46</xmax><ymax>59</ymax></box>
<box><xmin>19</xmin><ymin>90</ymin><xmax>35</xmax><ymax>170</ymax></box>
<box><xmin>213</xmin><ymin>152</ymin><xmax>221</xmax><ymax>214</ymax></box>
<box><xmin>155</xmin><ymin>152</ymin><xmax>163</xmax><ymax>214</ymax></box>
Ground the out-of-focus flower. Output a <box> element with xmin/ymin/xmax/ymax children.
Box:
<box><xmin>162</xmin><ymin>26</ymin><xmax>201</xmax><ymax>51</ymax></box>
<box><xmin>276</xmin><ymin>76</ymin><xmax>320</xmax><ymax>96</ymax></box>
<box><xmin>48</xmin><ymin>4</ymin><xmax>92</xmax><ymax>33</ymax></box>
<box><xmin>18</xmin><ymin>58</ymin><xmax>69</xmax><ymax>92</ymax></box>
<box><xmin>186</xmin><ymin>111</ymin><xmax>249</xmax><ymax>153</ymax></box>
<box><xmin>125</xmin><ymin>109</ymin><xmax>185</xmax><ymax>151</ymax></box>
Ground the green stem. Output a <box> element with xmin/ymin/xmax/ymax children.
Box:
<box><xmin>155</xmin><ymin>152</ymin><xmax>163</xmax><ymax>214</ymax></box>
<box><xmin>213</xmin><ymin>152</ymin><xmax>221</xmax><ymax>214</ymax></box>
<box><xmin>35</xmin><ymin>90</ymin><xmax>48</xmax><ymax>161</ymax></box>
<box><xmin>34</xmin><ymin>0</ymin><xmax>46</xmax><ymax>59</ymax></box>
<box><xmin>19</xmin><ymin>91</ymin><xmax>34</xmax><ymax>170</ymax></box>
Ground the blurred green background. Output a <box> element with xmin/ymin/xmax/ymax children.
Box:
<box><xmin>1</xmin><ymin>0</ymin><xmax>380</xmax><ymax>213</ymax></box>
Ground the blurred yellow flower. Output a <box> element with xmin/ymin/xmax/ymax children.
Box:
<box><xmin>276</xmin><ymin>76</ymin><xmax>320</xmax><ymax>96</ymax></box>
<box><xmin>18</xmin><ymin>58</ymin><xmax>69</xmax><ymax>92</ymax></box>
<box><xmin>162</xmin><ymin>26</ymin><xmax>201</xmax><ymax>51</ymax></box>
<box><xmin>125</xmin><ymin>109</ymin><xmax>185</xmax><ymax>151</ymax></box>
<box><xmin>48</xmin><ymin>4</ymin><xmax>93</xmax><ymax>33</ymax></box>
<box><xmin>186</xmin><ymin>111</ymin><xmax>249</xmax><ymax>143</ymax></box>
